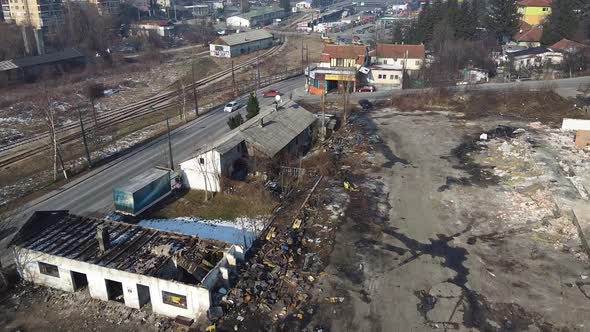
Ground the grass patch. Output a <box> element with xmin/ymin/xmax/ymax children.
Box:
<box><xmin>150</xmin><ymin>185</ymin><xmax>276</xmax><ymax>220</ymax></box>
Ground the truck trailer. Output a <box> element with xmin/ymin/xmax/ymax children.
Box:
<box><xmin>113</xmin><ymin>168</ymin><xmax>172</xmax><ymax>216</ymax></box>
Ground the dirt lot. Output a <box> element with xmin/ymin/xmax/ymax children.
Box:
<box><xmin>305</xmin><ymin>105</ymin><xmax>590</xmax><ymax>331</ymax></box>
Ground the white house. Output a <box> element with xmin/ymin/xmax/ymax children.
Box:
<box><xmin>226</xmin><ymin>7</ymin><xmax>286</xmax><ymax>28</ymax></box>
<box><xmin>295</xmin><ymin>1</ymin><xmax>312</xmax><ymax>11</ymax></box>
<box><xmin>369</xmin><ymin>43</ymin><xmax>425</xmax><ymax>73</ymax></box>
<box><xmin>10</xmin><ymin>211</ymin><xmax>244</xmax><ymax>320</ymax></box>
<box><xmin>209</xmin><ymin>30</ymin><xmax>274</xmax><ymax>58</ymax></box>
<box><xmin>508</xmin><ymin>46</ymin><xmax>563</xmax><ymax>71</ymax></box>
<box><xmin>368</xmin><ymin>64</ymin><xmax>404</xmax><ymax>88</ymax></box>
<box><xmin>180</xmin><ymin>102</ymin><xmax>317</xmax><ymax>192</ymax></box>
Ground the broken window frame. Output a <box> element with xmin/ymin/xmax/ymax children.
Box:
<box><xmin>38</xmin><ymin>262</ymin><xmax>60</xmax><ymax>278</ymax></box>
<box><xmin>162</xmin><ymin>291</ymin><xmax>187</xmax><ymax>309</ymax></box>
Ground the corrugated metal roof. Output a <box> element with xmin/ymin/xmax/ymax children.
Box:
<box><xmin>232</xmin><ymin>6</ymin><xmax>284</xmax><ymax>20</ymax></box>
<box><xmin>116</xmin><ymin>168</ymin><xmax>170</xmax><ymax>193</ymax></box>
<box><xmin>10</xmin><ymin>211</ymin><xmax>228</xmax><ymax>280</ymax></box>
<box><xmin>240</xmin><ymin>103</ymin><xmax>317</xmax><ymax>157</ymax></box>
<box><xmin>11</xmin><ymin>48</ymin><xmax>85</xmax><ymax>68</ymax></box>
<box><xmin>189</xmin><ymin>102</ymin><xmax>316</xmax><ymax>160</ymax></box>
<box><xmin>213</xmin><ymin>30</ymin><xmax>274</xmax><ymax>46</ymax></box>
<box><xmin>0</xmin><ymin>60</ymin><xmax>18</xmax><ymax>72</ymax></box>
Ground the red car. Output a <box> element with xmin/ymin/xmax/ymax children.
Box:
<box><xmin>358</xmin><ymin>86</ymin><xmax>376</xmax><ymax>92</ymax></box>
<box><xmin>263</xmin><ymin>89</ymin><xmax>280</xmax><ymax>98</ymax></box>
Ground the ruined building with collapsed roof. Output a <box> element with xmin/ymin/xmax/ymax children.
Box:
<box><xmin>9</xmin><ymin>211</ymin><xmax>243</xmax><ymax>319</ymax></box>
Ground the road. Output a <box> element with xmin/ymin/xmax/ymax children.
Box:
<box><xmin>293</xmin><ymin>76</ymin><xmax>590</xmax><ymax>103</ymax></box>
<box><xmin>0</xmin><ymin>76</ymin><xmax>305</xmax><ymax>264</ymax></box>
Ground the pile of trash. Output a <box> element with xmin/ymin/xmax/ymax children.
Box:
<box><xmin>475</xmin><ymin>127</ymin><xmax>543</xmax><ymax>186</ymax></box>
<box><xmin>212</xmin><ymin>176</ymin><xmax>336</xmax><ymax>330</ymax></box>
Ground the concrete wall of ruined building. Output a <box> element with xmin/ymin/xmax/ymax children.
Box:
<box><xmin>14</xmin><ymin>247</ymin><xmax>212</xmax><ymax>319</ymax></box>
<box><xmin>200</xmin><ymin>244</ymin><xmax>244</xmax><ymax>289</ymax></box>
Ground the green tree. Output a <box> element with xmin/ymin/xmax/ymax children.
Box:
<box><xmin>486</xmin><ymin>0</ymin><xmax>521</xmax><ymax>42</ymax></box>
<box><xmin>541</xmin><ymin>0</ymin><xmax>580</xmax><ymax>45</ymax></box>
<box><xmin>227</xmin><ymin>114</ymin><xmax>244</xmax><ymax>129</ymax></box>
<box><xmin>246</xmin><ymin>93</ymin><xmax>260</xmax><ymax>120</ymax></box>
<box><xmin>280</xmin><ymin>0</ymin><xmax>291</xmax><ymax>12</ymax></box>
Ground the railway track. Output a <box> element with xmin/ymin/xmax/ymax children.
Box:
<box><xmin>0</xmin><ymin>44</ymin><xmax>282</xmax><ymax>169</ymax></box>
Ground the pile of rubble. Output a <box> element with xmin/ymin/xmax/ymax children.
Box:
<box><xmin>475</xmin><ymin>127</ymin><xmax>544</xmax><ymax>186</ymax></box>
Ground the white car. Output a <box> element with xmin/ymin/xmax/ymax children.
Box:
<box><xmin>224</xmin><ymin>101</ymin><xmax>240</xmax><ymax>113</ymax></box>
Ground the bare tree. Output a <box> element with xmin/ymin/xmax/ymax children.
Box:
<box><xmin>34</xmin><ymin>85</ymin><xmax>68</xmax><ymax>180</ymax></box>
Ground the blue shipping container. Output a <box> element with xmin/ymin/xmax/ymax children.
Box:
<box><xmin>113</xmin><ymin>168</ymin><xmax>171</xmax><ymax>216</ymax></box>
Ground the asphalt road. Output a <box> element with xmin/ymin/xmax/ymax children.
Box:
<box><xmin>0</xmin><ymin>76</ymin><xmax>306</xmax><ymax>262</ymax></box>
<box><xmin>294</xmin><ymin>76</ymin><xmax>590</xmax><ymax>103</ymax></box>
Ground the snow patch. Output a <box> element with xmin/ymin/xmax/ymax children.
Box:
<box><xmin>138</xmin><ymin>216</ymin><xmax>268</xmax><ymax>250</ymax></box>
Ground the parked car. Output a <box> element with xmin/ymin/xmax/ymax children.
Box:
<box><xmin>263</xmin><ymin>89</ymin><xmax>280</xmax><ymax>98</ymax></box>
<box><xmin>358</xmin><ymin>86</ymin><xmax>376</xmax><ymax>92</ymax></box>
<box><xmin>224</xmin><ymin>101</ymin><xmax>240</xmax><ymax>112</ymax></box>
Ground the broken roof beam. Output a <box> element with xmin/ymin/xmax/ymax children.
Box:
<box><xmin>100</xmin><ymin>229</ymin><xmax>155</xmax><ymax>267</ymax></box>
<box><xmin>92</xmin><ymin>227</ymin><xmax>145</xmax><ymax>265</ymax></box>
<box><xmin>76</xmin><ymin>224</ymin><xmax>134</xmax><ymax>261</ymax></box>
<box><xmin>44</xmin><ymin>218</ymin><xmax>101</xmax><ymax>255</ymax></box>
<box><xmin>24</xmin><ymin>215</ymin><xmax>85</xmax><ymax>251</ymax></box>
<box><xmin>65</xmin><ymin>222</ymin><xmax>125</xmax><ymax>259</ymax></box>
<box><xmin>113</xmin><ymin>232</ymin><xmax>162</xmax><ymax>271</ymax></box>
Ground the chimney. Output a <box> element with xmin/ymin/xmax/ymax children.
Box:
<box><xmin>260</xmin><ymin>117</ymin><xmax>264</xmax><ymax>128</ymax></box>
<box><xmin>97</xmin><ymin>225</ymin><xmax>110</xmax><ymax>254</ymax></box>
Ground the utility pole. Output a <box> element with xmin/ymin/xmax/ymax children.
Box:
<box><xmin>301</xmin><ymin>37</ymin><xmax>304</xmax><ymax>70</ymax></box>
<box><xmin>77</xmin><ymin>108</ymin><xmax>92</xmax><ymax>168</ymax></box>
<box><xmin>192</xmin><ymin>62</ymin><xmax>199</xmax><ymax>117</ymax></box>
<box><xmin>90</xmin><ymin>97</ymin><xmax>98</xmax><ymax>127</ymax></box>
<box><xmin>256</xmin><ymin>50</ymin><xmax>260</xmax><ymax>91</ymax></box>
<box><xmin>166</xmin><ymin>117</ymin><xmax>174</xmax><ymax>170</ymax></box>
<box><xmin>232</xmin><ymin>60</ymin><xmax>237</xmax><ymax>97</ymax></box>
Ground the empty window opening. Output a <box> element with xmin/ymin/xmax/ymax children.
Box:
<box><xmin>162</xmin><ymin>291</ymin><xmax>187</xmax><ymax>308</ymax></box>
<box><xmin>137</xmin><ymin>284</ymin><xmax>152</xmax><ymax>309</ymax></box>
<box><xmin>39</xmin><ymin>262</ymin><xmax>59</xmax><ymax>277</ymax></box>
<box><xmin>105</xmin><ymin>279</ymin><xmax>124</xmax><ymax>303</ymax></box>
<box><xmin>71</xmin><ymin>271</ymin><xmax>88</xmax><ymax>290</ymax></box>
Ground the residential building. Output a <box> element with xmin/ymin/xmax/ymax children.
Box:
<box><xmin>369</xmin><ymin>43</ymin><xmax>425</xmax><ymax>73</ymax></box>
<box><xmin>550</xmin><ymin>38</ymin><xmax>590</xmax><ymax>56</ymax></box>
<box><xmin>513</xmin><ymin>21</ymin><xmax>543</xmax><ymax>47</ymax></box>
<box><xmin>209</xmin><ymin>30</ymin><xmax>273</xmax><ymax>58</ymax></box>
<box><xmin>508</xmin><ymin>46</ymin><xmax>563</xmax><ymax>71</ymax></box>
<box><xmin>226</xmin><ymin>7</ymin><xmax>286</xmax><ymax>28</ymax></box>
<box><xmin>180</xmin><ymin>102</ymin><xmax>317</xmax><ymax>192</ymax></box>
<box><xmin>6</xmin><ymin>0</ymin><xmax>62</xmax><ymax>30</ymax></box>
<box><xmin>295</xmin><ymin>0</ymin><xmax>311</xmax><ymax>11</ymax></box>
<box><xmin>517</xmin><ymin>0</ymin><xmax>552</xmax><ymax>25</ymax></box>
<box><xmin>307</xmin><ymin>44</ymin><xmax>367</xmax><ymax>95</ymax></box>
<box><xmin>2</xmin><ymin>0</ymin><xmax>10</xmax><ymax>22</ymax></box>
<box><xmin>130</xmin><ymin>20</ymin><xmax>175</xmax><ymax>37</ymax></box>
<box><xmin>368</xmin><ymin>64</ymin><xmax>403</xmax><ymax>88</ymax></box>
<box><xmin>10</xmin><ymin>211</ymin><xmax>244</xmax><ymax>319</ymax></box>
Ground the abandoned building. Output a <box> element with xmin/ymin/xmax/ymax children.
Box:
<box><xmin>10</xmin><ymin>211</ymin><xmax>243</xmax><ymax>319</ymax></box>
<box><xmin>0</xmin><ymin>48</ymin><xmax>86</xmax><ymax>84</ymax></box>
<box><xmin>180</xmin><ymin>102</ymin><xmax>317</xmax><ymax>192</ymax></box>
<box><xmin>209</xmin><ymin>30</ymin><xmax>274</xmax><ymax>58</ymax></box>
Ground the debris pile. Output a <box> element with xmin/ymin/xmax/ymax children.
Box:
<box><xmin>213</xmin><ymin>115</ymin><xmax>377</xmax><ymax>330</ymax></box>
